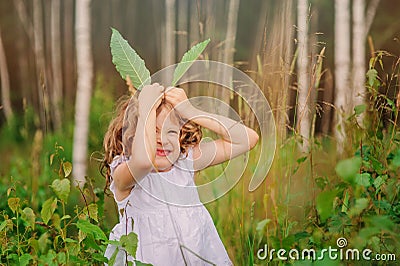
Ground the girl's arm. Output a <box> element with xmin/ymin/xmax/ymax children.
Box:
<box><xmin>165</xmin><ymin>87</ymin><xmax>259</xmax><ymax>170</ymax></box>
<box><xmin>112</xmin><ymin>84</ymin><xmax>164</xmax><ymax>200</ymax></box>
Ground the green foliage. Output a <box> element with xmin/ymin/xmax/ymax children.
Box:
<box><xmin>172</xmin><ymin>39</ymin><xmax>210</xmax><ymax>86</ymax></box>
<box><xmin>0</xmin><ymin>144</ymin><xmax>116</xmax><ymax>265</ymax></box>
<box><xmin>110</xmin><ymin>28</ymin><xmax>151</xmax><ymax>89</ymax></box>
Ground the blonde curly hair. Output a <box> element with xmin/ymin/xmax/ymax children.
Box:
<box><xmin>101</xmin><ymin>94</ymin><xmax>202</xmax><ymax>191</ymax></box>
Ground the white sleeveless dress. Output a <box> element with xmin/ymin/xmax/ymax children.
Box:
<box><xmin>104</xmin><ymin>149</ymin><xmax>233</xmax><ymax>266</ymax></box>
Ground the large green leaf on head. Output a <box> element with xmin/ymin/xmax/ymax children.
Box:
<box><xmin>172</xmin><ymin>39</ymin><xmax>210</xmax><ymax>86</ymax></box>
<box><xmin>110</xmin><ymin>28</ymin><xmax>151</xmax><ymax>90</ymax></box>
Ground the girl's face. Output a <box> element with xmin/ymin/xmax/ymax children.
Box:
<box><xmin>154</xmin><ymin>106</ymin><xmax>181</xmax><ymax>172</ymax></box>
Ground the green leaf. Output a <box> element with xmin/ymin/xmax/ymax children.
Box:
<box><xmin>0</xmin><ymin>220</ymin><xmax>7</xmax><ymax>231</ymax></box>
<box><xmin>316</xmin><ymin>190</ymin><xmax>337</xmax><ymax>222</ymax></box>
<box><xmin>21</xmin><ymin>207</ymin><xmax>36</xmax><ymax>229</ymax></box>
<box><xmin>41</xmin><ymin>198</ymin><xmax>58</xmax><ymax>225</ymax></box>
<box><xmin>354</xmin><ymin>104</ymin><xmax>366</xmax><ymax>115</ymax></box>
<box><xmin>255</xmin><ymin>218</ymin><xmax>271</xmax><ymax>244</ymax></box>
<box><xmin>373</xmin><ymin>175</ymin><xmax>385</xmax><ymax>191</ymax></box>
<box><xmin>83</xmin><ymin>203</ymin><xmax>99</xmax><ymax>222</ymax></box>
<box><xmin>134</xmin><ymin>260</ymin><xmax>152</xmax><ymax>266</ymax></box>
<box><xmin>335</xmin><ymin>157</ymin><xmax>361</xmax><ymax>184</ymax></box>
<box><xmin>51</xmin><ymin>178</ymin><xmax>70</xmax><ymax>202</ymax></box>
<box><xmin>7</xmin><ymin>197</ymin><xmax>20</xmax><ymax>213</ymax></box>
<box><xmin>76</xmin><ymin>219</ymin><xmax>107</xmax><ymax>242</ymax></box>
<box><xmin>355</xmin><ymin>173</ymin><xmax>371</xmax><ymax>187</ymax></box>
<box><xmin>110</xmin><ymin>28</ymin><xmax>150</xmax><ymax>89</ymax></box>
<box><xmin>172</xmin><ymin>39</ymin><xmax>210</xmax><ymax>86</ymax></box>
<box><xmin>19</xmin><ymin>253</ymin><xmax>32</xmax><ymax>266</ymax></box>
<box><xmin>108</xmin><ymin>246</ymin><xmax>119</xmax><ymax>266</ymax></box>
<box><xmin>348</xmin><ymin>198</ymin><xmax>369</xmax><ymax>217</ymax></box>
<box><xmin>366</xmin><ymin>68</ymin><xmax>378</xmax><ymax>87</ymax></box>
<box><xmin>120</xmin><ymin>232</ymin><xmax>139</xmax><ymax>257</ymax></box>
<box><xmin>62</xmin><ymin>162</ymin><xmax>72</xmax><ymax>177</ymax></box>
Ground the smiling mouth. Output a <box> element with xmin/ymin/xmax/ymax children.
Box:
<box><xmin>156</xmin><ymin>148</ymin><xmax>171</xmax><ymax>157</ymax></box>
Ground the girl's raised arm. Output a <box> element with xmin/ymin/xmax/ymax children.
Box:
<box><xmin>165</xmin><ymin>87</ymin><xmax>259</xmax><ymax>171</ymax></box>
<box><xmin>112</xmin><ymin>84</ymin><xmax>164</xmax><ymax>200</ymax></box>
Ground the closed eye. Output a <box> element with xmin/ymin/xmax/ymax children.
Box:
<box><xmin>168</xmin><ymin>130</ymin><xmax>178</xmax><ymax>135</ymax></box>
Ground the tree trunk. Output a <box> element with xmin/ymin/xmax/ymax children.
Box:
<box><xmin>63</xmin><ymin>0</ymin><xmax>75</xmax><ymax>105</ymax></box>
<box><xmin>334</xmin><ymin>0</ymin><xmax>350</xmax><ymax>154</ymax></box>
<box><xmin>177</xmin><ymin>0</ymin><xmax>188</xmax><ymax>60</ymax></box>
<box><xmin>73</xmin><ymin>0</ymin><xmax>93</xmax><ymax>187</ymax></box>
<box><xmin>33</xmin><ymin>0</ymin><xmax>50</xmax><ymax>132</ymax></box>
<box><xmin>296</xmin><ymin>0</ymin><xmax>310</xmax><ymax>151</ymax></box>
<box><xmin>163</xmin><ymin>0</ymin><xmax>176</xmax><ymax>67</ymax></box>
<box><xmin>352</xmin><ymin>0</ymin><xmax>365</xmax><ymax>123</ymax></box>
<box><xmin>0</xmin><ymin>29</ymin><xmax>13</xmax><ymax>121</ymax></box>
<box><xmin>365</xmin><ymin>0</ymin><xmax>381</xmax><ymax>36</ymax></box>
<box><xmin>219</xmin><ymin>0</ymin><xmax>240</xmax><ymax>117</ymax></box>
<box><xmin>51</xmin><ymin>0</ymin><xmax>62</xmax><ymax>131</ymax></box>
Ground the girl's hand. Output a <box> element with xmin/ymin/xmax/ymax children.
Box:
<box><xmin>138</xmin><ymin>83</ymin><xmax>164</xmax><ymax>112</ymax></box>
<box><xmin>165</xmin><ymin>87</ymin><xmax>196</xmax><ymax>118</ymax></box>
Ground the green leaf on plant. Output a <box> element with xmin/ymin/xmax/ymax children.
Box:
<box><xmin>256</xmin><ymin>218</ymin><xmax>271</xmax><ymax>244</ymax></box>
<box><xmin>373</xmin><ymin>175</ymin><xmax>385</xmax><ymax>191</ymax></box>
<box><xmin>366</xmin><ymin>68</ymin><xmax>378</xmax><ymax>87</ymax></box>
<box><xmin>7</xmin><ymin>197</ymin><xmax>20</xmax><ymax>213</ymax></box>
<box><xmin>83</xmin><ymin>203</ymin><xmax>99</xmax><ymax>222</ymax></box>
<box><xmin>354</xmin><ymin>104</ymin><xmax>366</xmax><ymax>115</ymax></box>
<box><xmin>335</xmin><ymin>157</ymin><xmax>361</xmax><ymax>184</ymax></box>
<box><xmin>355</xmin><ymin>173</ymin><xmax>371</xmax><ymax>187</ymax></box>
<box><xmin>18</xmin><ymin>253</ymin><xmax>32</xmax><ymax>266</ymax></box>
<box><xmin>172</xmin><ymin>39</ymin><xmax>210</xmax><ymax>86</ymax></box>
<box><xmin>110</xmin><ymin>28</ymin><xmax>151</xmax><ymax>90</ymax></box>
<box><xmin>316</xmin><ymin>189</ymin><xmax>337</xmax><ymax>222</ymax></box>
<box><xmin>41</xmin><ymin>198</ymin><xmax>58</xmax><ymax>225</ymax></box>
<box><xmin>120</xmin><ymin>232</ymin><xmax>139</xmax><ymax>257</ymax></box>
<box><xmin>21</xmin><ymin>207</ymin><xmax>36</xmax><ymax>229</ymax></box>
<box><xmin>63</xmin><ymin>161</ymin><xmax>72</xmax><ymax>177</ymax></box>
<box><xmin>134</xmin><ymin>260</ymin><xmax>152</xmax><ymax>266</ymax></box>
<box><xmin>51</xmin><ymin>178</ymin><xmax>70</xmax><ymax>202</ymax></box>
<box><xmin>348</xmin><ymin>198</ymin><xmax>369</xmax><ymax>217</ymax></box>
<box><xmin>76</xmin><ymin>219</ymin><xmax>107</xmax><ymax>242</ymax></box>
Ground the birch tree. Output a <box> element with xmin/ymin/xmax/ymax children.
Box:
<box><xmin>297</xmin><ymin>0</ymin><xmax>310</xmax><ymax>151</ymax></box>
<box><xmin>334</xmin><ymin>0</ymin><xmax>350</xmax><ymax>154</ymax></box>
<box><xmin>73</xmin><ymin>0</ymin><xmax>93</xmax><ymax>186</ymax></box>
<box><xmin>51</xmin><ymin>0</ymin><xmax>62</xmax><ymax>131</ymax></box>
<box><xmin>352</xmin><ymin>0</ymin><xmax>380</xmax><ymax>123</ymax></box>
<box><xmin>0</xmin><ymin>29</ymin><xmax>13</xmax><ymax>122</ymax></box>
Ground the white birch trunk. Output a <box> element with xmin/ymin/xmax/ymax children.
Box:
<box><xmin>334</xmin><ymin>0</ymin><xmax>350</xmax><ymax>154</ymax></box>
<box><xmin>51</xmin><ymin>0</ymin><xmax>62</xmax><ymax>131</ymax></box>
<box><xmin>73</xmin><ymin>0</ymin><xmax>93</xmax><ymax>187</ymax></box>
<box><xmin>297</xmin><ymin>0</ymin><xmax>310</xmax><ymax>151</ymax></box>
<box><xmin>0</xmin><ymin>30</ymin><xmax>13</xmax><ymax>121</ymax></box>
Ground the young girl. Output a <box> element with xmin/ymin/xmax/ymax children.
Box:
<box><xmin>102</xmin><ymin>83</ymin><xmax>259</xmax><ymax>265</ymax></box>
